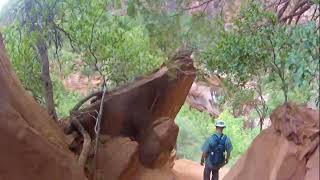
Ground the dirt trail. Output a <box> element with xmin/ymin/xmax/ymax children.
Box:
<box><xmin>173</xmin><ymin>159</ymin><xmax>229</xmax><ymax>180</ymax></box>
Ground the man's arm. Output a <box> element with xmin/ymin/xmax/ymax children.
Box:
<box><xmin>225</xmin><ymin>151</ymin><xmax>231</xmax><ymax>164</ymax></box>
<box><xmin>225</xmin><ymin>137</ymin><xmax>233</xmax><ymax>164</ymax></box>
<box><xmin>200</xmin><ymin>137</ymin><xmax>211</xmax><ymax>166</ymax></box>
<box><xmin>200</xmin><ymin>152</ymin><xmax>207</xmax><ymax>166</ymax></box>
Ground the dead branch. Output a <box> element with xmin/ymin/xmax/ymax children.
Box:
<box><xmin>277</xmin><ymin>0</ymin><xmax>290</xmax><ymax>19</ymax></box>
<box><xmin>311</xmin><ymin>5</ymin><xmax>318</xmax><ymax>20</ymax></box>
<box><xmin>53</xmin><ymin>22</ymin><xmax>78</xmax><ymax>52</ymax></box>
<box><xmin>264</xmin><ymin>0</ymin><xmax>288</xmax><ymax>11</ymax></box>
<box><xmin>276</xmin><ymin>0</ymin><xmax>314</xmax><ymax>24</ymax></box>
<box><xmin>182</xmin><ymin>0</ymin><xmax>215</xmax><ymax>10</ymax></box>
<box><xmin>295</xmin><ymin>13</ymin><xmax>303</xmax><ymax>24</ymax></box>
<box><xmin>255</xmin><ymin>83</ymin><xmax>269</xmax><ymax>131</ymax></box>
<box><xmin>282</xmin><ymin>4</ymin><xmax>312</xmax><ymax>23</ymax></box>
<box><xmin>71</xmin><ymin>118</ymin><xmax>91</xmax><ymax>170</ymax></box>
<box><xmin>275</xmin><ymin>0</ymin><xmax>285</xmax><ymax>10</ymax></box>
<box><xmin>93</xmin><ymin>84</ymin><xmax>107</xmax><ymax>180</ymax></box>
<box><xmin>291</xmin><ymin>0</ymin><xmax>309</xmax><ymax>14</ymax></box>
<box><xmin>88</xmin><ymin>10</ymin><xmax>105</xmax><ymax>79</ymax></box>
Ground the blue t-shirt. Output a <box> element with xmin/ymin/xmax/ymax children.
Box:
<box><xmin>201</xmin><ymin>133</ymin><xmax>233</xmax><ymax>168</ymax></box>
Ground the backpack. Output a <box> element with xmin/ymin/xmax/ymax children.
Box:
<box><xmin>208</xmin><ymin>134</ymin><xmax>227</xmax><ymax>167</ymax></box>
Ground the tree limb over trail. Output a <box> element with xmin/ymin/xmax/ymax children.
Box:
<box><xmin>70</xmin><ymin>91</ymin><xmax>103</xmax><ymax>114</ymax></box>
<box><xmin>182</xmin><ymin>0</ymin><xmax>216</xmax><ymax>10</ymax></box>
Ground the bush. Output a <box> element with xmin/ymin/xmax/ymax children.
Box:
<box><xmin>52</xmin><ymin>76</ymin><xmax>82</xmax><ymax>118</ymax></box>
<box><xmin>176</xmin><ymin>106</ymin><xmax>215</xmax><ymax>161</ymax></box>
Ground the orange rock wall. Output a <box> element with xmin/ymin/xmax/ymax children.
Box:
<box><xmin>0</xmin><ymin>35</ymin><xmax>86</xmax><ymax>180</ymax></box>
<box><xmin>224</xmin><ymin>103</ymin><xmax>319</xmax><ymax>180</ymax></box>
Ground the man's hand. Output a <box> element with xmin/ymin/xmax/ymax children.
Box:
<box><xmin>226</xmin><ymin>151</ymin><xmax>231</xmax><ymax>164</ymax></box>
<box><xmin>225</xmin><ymin>159</ymin><xmax>229</xmax><ymax>164</ymax></box>
<box><xmin>200</xmin><ymin>152</ymin><xmax>206</xmax><ymax>166</ymax></box>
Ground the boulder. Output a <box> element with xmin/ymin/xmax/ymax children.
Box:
<box><xmin>66</xmin><ymin>52</ymin><xmax>196</xmax><ymax>178</ymax></box>
<box><xmin>223</xmin><ymin>103</ymin><xmax>319</xmax><ymax>180</ymax></box>
<box><xmin>186</xmin><ymin>82</ymin><xmax>220</xmax><ymax>117</ymax></box>
<box><xmin>93</xmin><ymin>137</ymin><xmax>139</xmax><ymax>180</ymax></box>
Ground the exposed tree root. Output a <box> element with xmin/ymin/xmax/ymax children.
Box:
<box><xmin>71</xmin><ymin>118</ymin><xmax>92</xmax><ymax>170</ymax></box>
<box><xmin>70</xmin><ymin>91</ymin><xmax>103</xmax><ymax>114</ymax></box>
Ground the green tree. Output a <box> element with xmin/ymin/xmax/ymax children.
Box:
<box><xmin>3</xmin><ymin>0</ymin><xmax>165</xmax><ymax>117</ymax></box>
<box><xmin>52</xmin><ymin>0</ymin><xmax>164</xmax><ymax>86</ymax></box>
<box><xmin>202</xmin><ymin>2</ymin><xmax>319</xmax><ymax>107</ymax></box>
<box><xmin>3</xmin><ymin>0</ymin><xmax>70</xmax><ymax>120</ymax></box>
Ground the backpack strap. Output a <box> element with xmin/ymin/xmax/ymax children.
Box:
<box><xmin>214</xmin><ymin>134</ymin><xmax>224</xmax><ymax>144</ymax></box>
<box><xmin>211</xmin><ymin>134</ymin><xmax>224</xmax><ymax>151</ymax></box>
<box><xmin>218</xmin><ymin>134</ymin><xmax>224</xmax><ymax>145</ymax></box>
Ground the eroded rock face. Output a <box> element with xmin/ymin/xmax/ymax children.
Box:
<box><xmin>93</xmin><ymin>137</ymin><xmax>139</xmax><ymax>180</ymax></box>
<box><xmin>1</xmin><ymin>32</ymin><xmax>195</xmax><ymax>180</ymax></box>
<box><xmin>66</xmin><ymin>53</ymin><xmax>196</xmax><ymax>179</ymax></box>
<box><xmin>224</xmin><ymin>103</ymin><xmax>319</xmax><ymax>180</ymax></box>
<box><xmin>186</xmin><ymin>81</ymin><xmax>220</xmax><ymax>117</ymax></box>
<box><xmin>0</xmin><ymin>34</ymin><xmax>86</xmax><ymax>180</ymax></box>
<box><xmin>139</xmin><ymin>117</ymin><xmax>179</xmax><ymax>168</ymax></box>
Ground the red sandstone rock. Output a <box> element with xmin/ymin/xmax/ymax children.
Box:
<box><xmin>67</xmin><ymin>53</ymin><xmax>196</xmax><ymax>175</ymax></box>
<box><xmin>0</xmin><ymin>34</ymin><xmax>87</xmax><ymax>180</ymax></box>
<box><xmin>186</xmin><ymin>82</ymin><xmax>220</xmax><ymax>117</ymax></box>
<box><xmin>93</xmin><ymin>137</ymin><xmax>139</xmax><ymax>180</ymax></box>
<box><xmin>223</xmin><ymin>103</ymin><xmax>319</xmax><ymax>180</ymax></box>
<box><xmin>0</xmin><ymin>32</ymin><xmax>196</xmax><ymax>180</ymax></box>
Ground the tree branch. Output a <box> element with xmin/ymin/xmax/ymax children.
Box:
<box><xmin>281</xmin><ymin>2</ymin><xmax>312</xmax><ymax>23</ymax></box>
<box><xmin>277</xmin><ymin>0</ymin><xmax>290</xmax><ymax>19</ymax></box>
<box><xmin>182</xmin><ymin>0</ymin><xmax>215</xmax><ymax>11</ymax></box>
<box><xmin>276</xmin><ymin>0</ymin><xmax>284</xmax><ymax>11</ymax></box>
<box><xmin>53</xmin><ymin>22</ymin><xmax>78</xmax><ymax>52</ymax></box>
<box><xmin>268</xmin><ymin>37</ymin><xmax>288</xmax><ymax>103</ymax></box>
<box><xmin>70</xmin><ymin>91</ymin><xmax>103</xmax><ymax>114</ymax></box>
<box><xmin>93</xmin><ymin>84</ymin><xmax>107</xmax><ymax>180</ymax></box>
<box><xmin>88</xmin><ymin>10</ymin><xmax>105</xmax><ymax>80</ymax></box>
<box><xmin>311</xmin><ymin>5</ymin><xmax>318</xmax><ymax>20</ymax></box>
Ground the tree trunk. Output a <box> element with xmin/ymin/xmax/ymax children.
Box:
<box><xmin>36</xmin><ymin>39</ymin><xmax>58</xmax><ymax>121</ymax></box>
<box><xmin>24</xmin><ymin>0</ymin><xmax>58</xmax><ymax>121</ymax></box>
<box><xmin>259</xmin><ymin>118</ymin><xmax>263</xmax><ymax>131</ymax></box>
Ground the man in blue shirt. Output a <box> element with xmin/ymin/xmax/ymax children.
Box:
<box><xmin>200</xmin><ymin>120</ymin><xmax>232</xmax><ymax>180</ymax></box>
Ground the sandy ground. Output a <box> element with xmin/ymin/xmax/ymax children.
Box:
<box><xmin>173</xmin><ymin>159</ymin><xmax>229</xmax><ymax>180</ymax></box>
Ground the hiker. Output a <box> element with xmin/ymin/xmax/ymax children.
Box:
<box><xmin>200</xmin><ymin>120</ymin><xmax>233</xmax><ymax>180</ymax></box>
